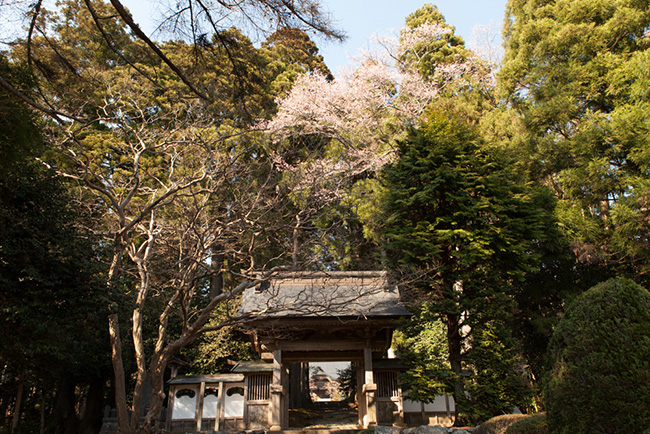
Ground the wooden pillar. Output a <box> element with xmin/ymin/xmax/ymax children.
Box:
<box><xmin>195</xmin><ymin>382</ymin><xmax>206</xmax><ymax>432</ymax></box>
<box><xmin>282</xmin><ymin>362</ymin><xmax>290</xmax><ymax>428</ymax></box>
<box><xmin>363</xmin><ymin>344</ymin><xmax>377</xmax><ymax>428</ymax></box>
<box><xmin>243</xmin><ymin>376</ymin><xmax>250</xmax><ymax>429</ymax></box>
<box><xmin>165</xmin><ymin>386</ymin><xmax>175</xmax><ymax>431</ymax></box>
<box><xmin>269</xmin><ymin>348</ymin><xmax>284</xmax><ymax>431</ymax></box>
<box><xmin>356</xmin><ymin>361</ymin><xmax>366</xmax><ymax>427</ymax></box>
<box><xmin>395</xmin><ymin>378</ymin><xmax>406</xmax><ymax>427</ymax></box>
<box><xmin>214</xmin><ymin>381</ymin><xmax>225</xmax><ymax>431</ymax></box>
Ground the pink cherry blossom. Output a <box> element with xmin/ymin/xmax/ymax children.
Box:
<box><xmin>261</xmin><ymin>21</ymin><xmax>494</xmax><ymax>206</ymax></box>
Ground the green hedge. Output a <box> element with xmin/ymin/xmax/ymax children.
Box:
<box><xmin>545</xmin><ymin>277</ymin><xmax>650</xmax><ymax>434</ymax></box>
<box><xmin>505</xmin><ymin>414</ymin><xmax>548</xmax><ymax>434</ymax></box>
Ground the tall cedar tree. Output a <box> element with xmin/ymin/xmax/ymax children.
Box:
<box><xmin>499</xmin><ymin>0</ymin><xmax>650</xmax><ymax>277</ymax></box>
<box><xmin>498</xmin><ymin>1</ymin><xmax>650</xmax><ymax>399</ymax></box>
<box><xmin>380</xmin><ymin>109</ymin><xmax>553</xmax><ymax>423</ymax></box>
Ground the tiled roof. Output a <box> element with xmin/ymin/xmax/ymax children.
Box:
<box><xmin>238</xmin><ymin>271</ymin><xmax>410</xmax><ymax>320</ymax></box>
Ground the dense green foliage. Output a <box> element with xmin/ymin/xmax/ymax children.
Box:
<box><xmin>0</xmin><ymin>56</ymin><xmax>43</xmax><ymax>175</ymax></box>
<box><xmin>379</xmin><ymin>109</ymin><xmax>552</xmax><ymax>422</ymax></box>
<box><xmin>545</xmin><ymin>277</ymin><xmax>650</xmax><ymax>434</ymax></box>
<box><xmin>498</xmin><ymin>0</ymin><xmax>650</xmax><ymax>412</ymax></box>
<box><xmin>505</xmin><ymin>414</ymin><xmax>549</xmax><ymax>434</ymax></box>
<box><xmin>0</xmin><ymin>160</ymin><xmax>110</xmax><ymax>433</ymax></box>
<box><xmin>395</xmin><ymin>304</ymin><xmax>450</xmax><ymax>398</ymax></box>
<box><xmin>500</xmin><ymin>0</ymin><xmax>650</xmax><ymax>275</ymax></box>
<box><xmin>0</xmin><ymin>53</ymin><xmax>112</xmax><ymax>434</ymax></box>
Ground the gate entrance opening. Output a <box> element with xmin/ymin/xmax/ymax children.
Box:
<box><xmin>287</xmin><ymin>361</ymin><xmax>357</xmax><ymax>429</ymax></box>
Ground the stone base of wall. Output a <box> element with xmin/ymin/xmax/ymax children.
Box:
<box><xmin>404</xmin><ymin>412</ymin><xmax>454</xmax><ymax>428</ymax></box>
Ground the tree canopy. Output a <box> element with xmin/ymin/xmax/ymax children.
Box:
<box><xmin>500</xmin><ymin>0</ymin><xmax>650</xmax><ymax>275</ymax></box>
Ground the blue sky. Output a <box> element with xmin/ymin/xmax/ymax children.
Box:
<box><xmin>118</xmin><ymin>0</ymin><xmax>509</xmax><ymax>74</ymax></box>
<box><xmin>317</xmin><ymin>0</ymin><xmax>509</xmax><ymax>74</ymax></box>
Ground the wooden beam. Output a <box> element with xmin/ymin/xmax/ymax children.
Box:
<box><xmin>279</xmin><ymin>340</ymin><xmax>366</xmax><ymax>351</ymax></box>
<box><xmin>281</xmin><ymin>351</ymin><xmax>364</xmax><ymax>362</ymax></box>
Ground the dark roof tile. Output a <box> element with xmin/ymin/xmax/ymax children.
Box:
<box><xmin>238</xmin><ymin>271</ymin><xmax>410</xmax><ymax>320</ymax></box>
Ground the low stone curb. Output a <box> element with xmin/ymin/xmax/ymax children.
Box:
<box><xmin>376</xmin><ymin>424</ymin><xmax>476</xmax><ymax>434</ymax></box>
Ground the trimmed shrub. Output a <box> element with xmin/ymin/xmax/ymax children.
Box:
<box><xmin>474</xmin><ymin>414</ymin><xmax>528</xmax><ymax>434</ymax></box>
<box><xmin>505</xmin><ymin>414</ymin><xmax>548</xmax><ymax>434</ymax></box>
<box><xmin>545</xmin><ymin>277</ymin><xmax>650</xmax><ymax>434</ymax></box>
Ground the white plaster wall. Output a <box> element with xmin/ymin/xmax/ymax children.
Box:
<box><xmin>224</xmin><ymin>383</ymin><xmax>245</xmax><ymax>418</ymax></box>
<box><xmin>172</xmin><ymin>388</ymin><xmax>198</xmax><ymax>420</ymax></box>
<box><xmin>403</xmin><ymin>394</ymin><xmax>455</xmax><ymax>413</ymax></box>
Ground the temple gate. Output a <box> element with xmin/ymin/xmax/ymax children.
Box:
<box><xmin>238</xmin><ymin>271</ymin><xmax>411</xmax><ymax>430</ymax></box>
<box><xmin>162</xmin><ymin>271</ymin><xmax>455</xmax><ymax>432</ymax></box>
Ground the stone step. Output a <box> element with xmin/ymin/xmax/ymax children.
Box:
<box><xmin>281</xmin><ymin>429</ymin><xmax>360</xmax><ymax>434</ymax></box>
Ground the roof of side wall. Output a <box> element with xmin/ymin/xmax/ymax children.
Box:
<box><xmin>167</xmin><ymin>374</ymin><xmax>244</xmax><ymax>385</ymax></box>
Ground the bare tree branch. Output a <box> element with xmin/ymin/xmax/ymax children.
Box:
<box><xmin>0</xmin><ymin>74</ymin><xmax>78</xmax><ymax>123</ymax></box>
<box><xmin>83</xmin><ymin>0</ymin><xmax>163</xmax><ymax>89</ymax></box>
<box><xmin>108</xmin><ymin>0</ymin><xmax>212</xmax><ymax>100</ymax></box>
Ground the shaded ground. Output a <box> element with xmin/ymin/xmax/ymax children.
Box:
<box><xmin>289</xmin><ymin>401</ymin><xmax>359</xmax><ymax>429</ymax></box>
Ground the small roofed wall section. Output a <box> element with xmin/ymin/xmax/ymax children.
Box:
<box><xmin>403</xmin><ymin>396</ymin><xmax>455</xmax><ymax>427</ymax></box>
<box><xmin>232</xmin><ymin>361</ymin><xmax>273</xmax><ymax>430</ymax></box>
<box><xmin>373</xmin><ymin>361</ymin><xmax>455</xmax><ymax>428</ymax></box>
<box><xmin>167</xmin><ymin>374</ymin><xmax>249</xmax><ymax>432</ymax></box>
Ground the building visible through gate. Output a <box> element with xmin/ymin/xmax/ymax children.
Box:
<box><xmin>164</xmin><ymin>271</ymin><xmax>455</xmax><ymax>432</ymax></box>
